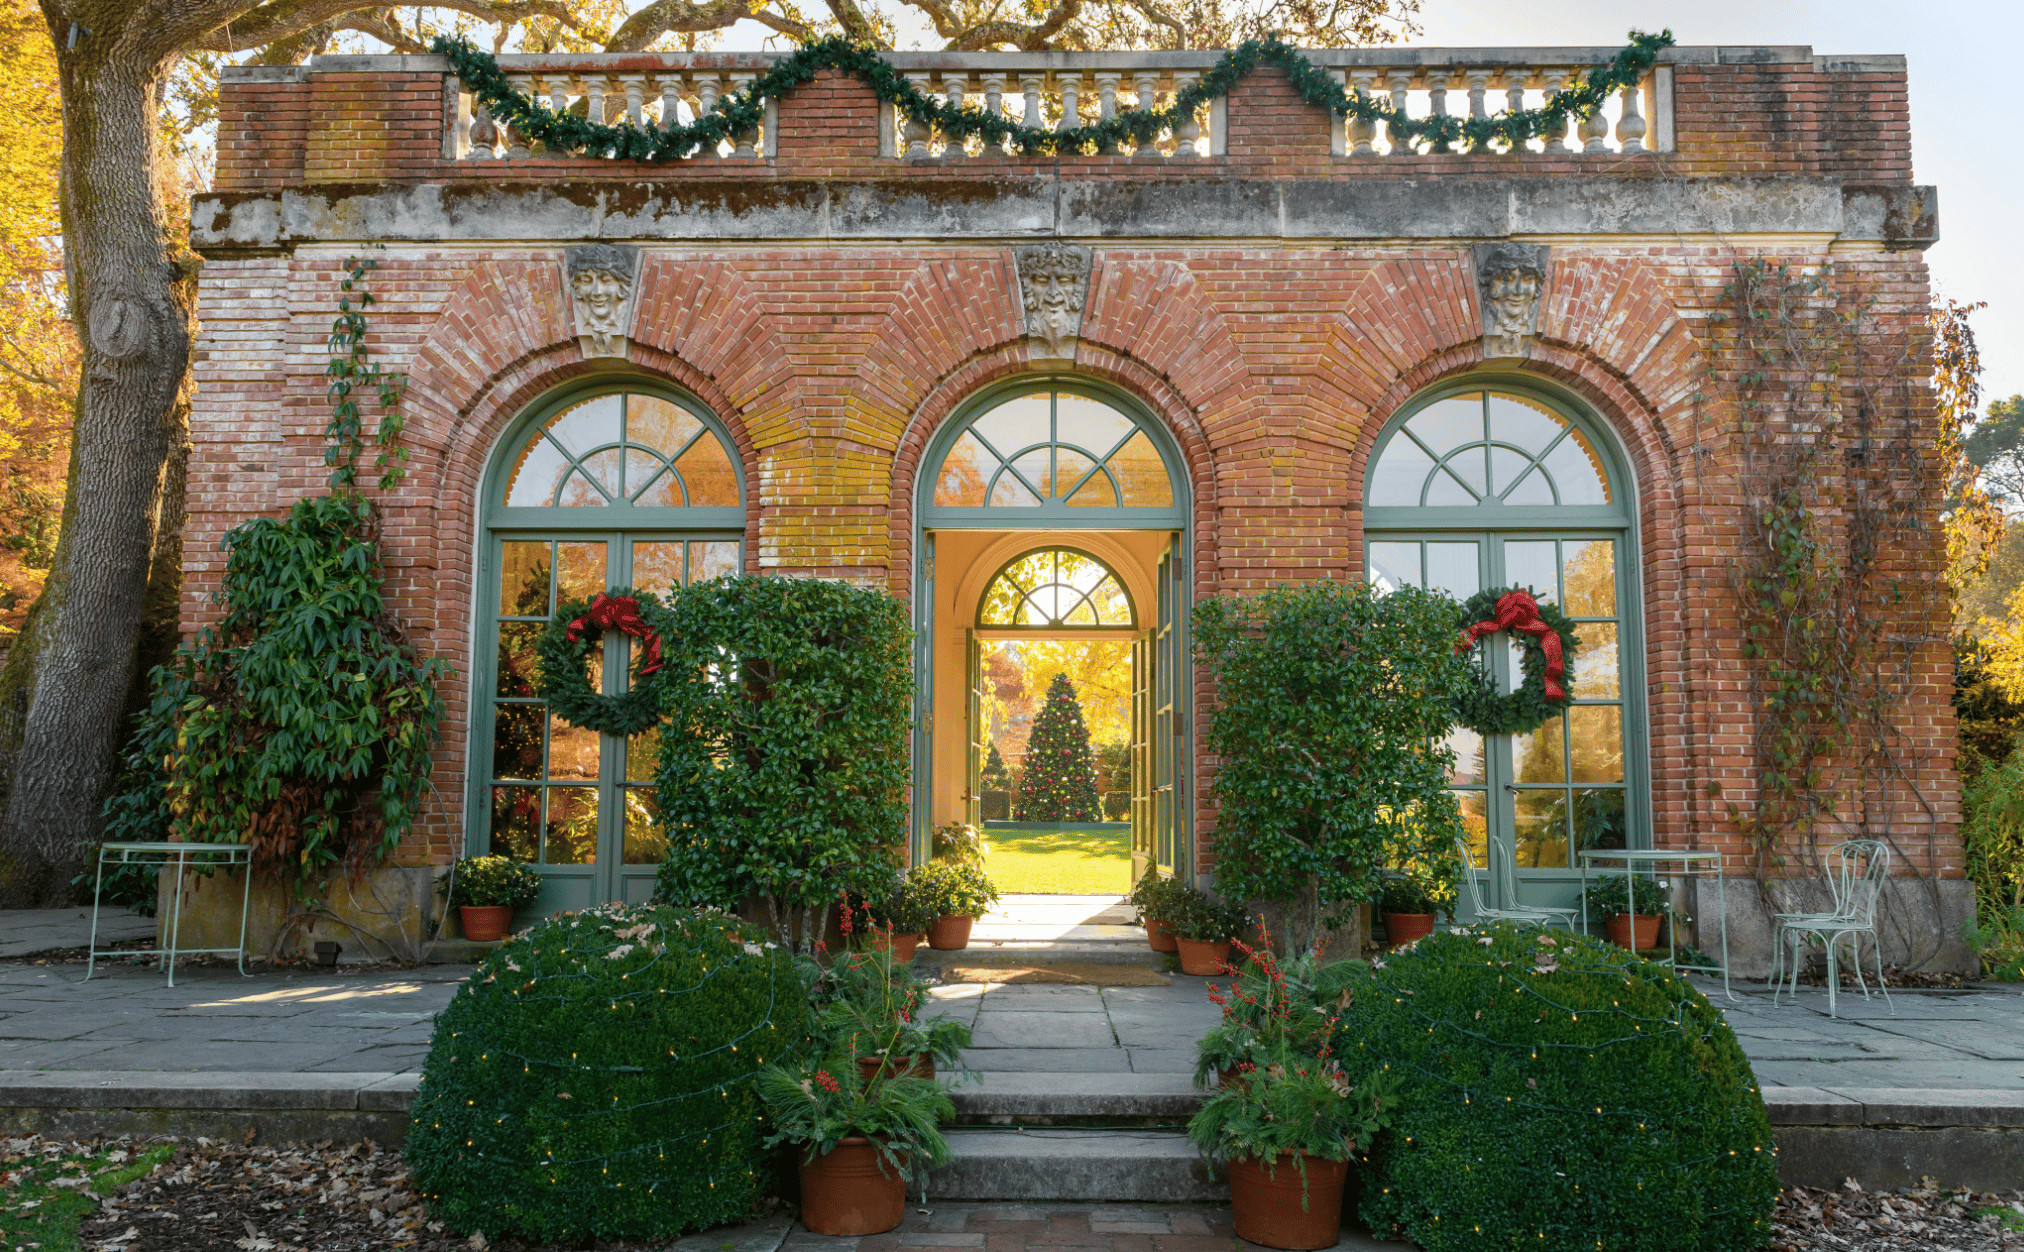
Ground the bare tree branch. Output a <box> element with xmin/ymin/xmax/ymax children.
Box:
<box><xmin>605</xmin><ymin>0</ymin><xmax>778</xmax><ymax>50</ymax></box>
<box><xmin>1124</xmin><ymin>0</ymin><xmax>1186</xmax><ymax>49</ymax></box>
<box><xmin>946</xmin><ymin>0</ymin><xmax>1083</xmax><ymax>51</ymax></box>
<box><xmin>337</xmin><ymin>12</ymin><xmax>430</xmax><ymax>53</ymax></box>
<box><xmin>820</xmin><ymin>0</ymin><xmax>881</xmax><ymax>45</ymax></box>
<box><xmin>189</xmin><ymin>0</ymin><xmax>575</xmax><ymax>54</ymax></box>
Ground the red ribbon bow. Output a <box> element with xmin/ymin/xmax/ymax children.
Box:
<box><xmin>1457</xmin><ymin>589</ymin><xmax>1566</xmax><ymax>703</ymax></box>
<box><xmin>566</xmin><ymin>593</ymin><xmax>665</xmax><ymax>677</ymax></box>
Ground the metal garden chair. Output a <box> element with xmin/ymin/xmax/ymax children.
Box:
<box><xmin>1454</xmin><ymin>835</ymin><xmax>1582</xmax><ymax>930</ymax></box>
<box><xmin>1768</xmin><ymin>839</ymin><xmax>1895</xmax><ymax>1018</ymax></box>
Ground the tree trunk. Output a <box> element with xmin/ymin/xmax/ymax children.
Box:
<box><xmin>0</xmin><ymin>12</ymin><xmax>192</xmax><ymax>906</ymax></box>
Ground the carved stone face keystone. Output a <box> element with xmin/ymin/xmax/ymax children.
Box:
<box><xmin>1014</xmin><ymin>242</ymin><xmax>1093</xmax><ymax>360</ymax></box>
<box><xmin>564</xmin><ymin>244</ymin><xmax>642</xmax><ymax>358</ymax></box>
<box><xmin>1472</xmin><ymin>242</ymin><xmax>1549</xmax><ymax>360</ymax></box>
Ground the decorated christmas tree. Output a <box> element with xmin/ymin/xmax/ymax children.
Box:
<box><xmin>981</xmin><ymin>742</ymin><xmax>1012</xmax><ymax>789</ymax></box>
<box><xmin>1013</xmin><ymin>672</ymin><xmax>1104</xmax><ymax>822</ymax></box>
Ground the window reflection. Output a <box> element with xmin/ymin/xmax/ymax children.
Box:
<box><xmin>932</xmin><ymin>391</ymin><xmax>1174</xmax><ymax>511</ymax></box>
<box><xmin>502</xmin><ymin>391</ymin><xmax>740</xmax><ymax>509</ymax></box>
<box><xmin>1368</xmin><ymin>391</ymin><xmax>1613</xmax><ymax>511</ymax></box>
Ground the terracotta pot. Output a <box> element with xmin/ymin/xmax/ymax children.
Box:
<box><xmin>927</xmin><ymin>914</ymin><xmax>975</xmax><ymax>950</ymax></box>
<box><xmin>1228</xmin><ymin>1152</ymin><xmax>1349</xmax><ymax>1250</ymax></box>
<box><xmin>1175</xmin><ymin>936</ymin><xmax>1231</xmax><ymax>976</ymax></box>
<box><xmin>797</xmin><ymin>1137</ymin><xmax>907</xmax><ymax>1236</ymax></box>
<box><xmin>864</xmin><ymin>932</ymin><xmax>922</xmax><ymax>963</ymax></box>
<box><xmin>1144</xmin><ymin>918</ymin><xmax>1180</xmax><ymax>953</ymax></box>
<box><xmin>1606</xmin><ymin>913</ymin><xmax>1662</xmax><ymax>951</ymax></box>
<box><xmin>857</xmin><ymin>1053</ymin><xmax>936</xmax><ymax>1084</ymax></box>
<box><xmin>458</xmin><ymin>905</ymin><xmax>513</xmax><ymax>943</ymax></box>
<box><xmin>1382</xmin><ymin>912</ymin><xmax>1436</xmax><ymax>947</ymax></box>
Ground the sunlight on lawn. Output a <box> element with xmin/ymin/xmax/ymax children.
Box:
<box><xmin>984</xmin><ymin>826</ymin><xmax>1130</xmax><ymax>894</ymax></box>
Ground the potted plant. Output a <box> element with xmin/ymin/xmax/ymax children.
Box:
<box><xmin>1187</xmin><ymin>1061</ymin><xmax>1400</xmax><ymax>1250</ymax></box>
<box><xmin>824</xmin><ymin>904</ymin><xmax>974</xmax><ymax>1083</ymax></box>
<box><xmin>1172</xmin><ymin>895</ymin><xmax>1252</xmax><ymax>976</ymax></box>
<box><xmin>437</xmin><ymin>856</ymin><xmax>541</xmax><ymax>942</ymax></box>
<box><xmin>849</xmin><ymin>871</ymin><xmax>936</xmax><ymax>963</ymax></box>
<box><xmin>1194</xmin><ymin>935</ymin><xmax>1368</xmax><ymax>1090</ymax></box>
<box><xmin>1589</xmin><ymin>873</ymin><xmax>1666</xmax><ymax>951</ymax></box>
<box><xmin>758</xmin><ymin>1061</ymin><xmax>954</xmax><ymax>1236</ymax></box>
<box><xmin>1378</xmin><ymin>872</ymin><xmax>1443</xmax><ymax>948</ymax></box>
<box><xmin>908</xmin><ymin>860</ymin><xmax>999</xmax><ymax>951</ymax></box>
<box><xmin>931</xmin><ymin>820</ymin><xmax>989</xmax><ymax>868</ymax></box>
<box><xmin>1129</xmin><ymin>874</ymin><xmax>1198</xmax><ymax>953</ymax></box>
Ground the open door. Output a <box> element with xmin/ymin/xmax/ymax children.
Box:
<box><xmin>1130</xmin><ymin>628</ymin><xmax>1154</xmax><ymax>884</ymax></box>
<box><xmin>965</xmin><ymin>628</ymin><xmax>985</xmax><ymax>828</ymax></box>
<box><xmin>1154</xmin><ymin>537</ymin><xmax>1180</xmax><ymax>878</ymax></box>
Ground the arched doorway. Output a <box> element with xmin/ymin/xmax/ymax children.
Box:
<box><xmin>470</xmin><ymin>380</ymin><xmax>746</xmax><ymax>913</ymax></box>
<box><xmin>917</xmin><ymin>380</ymin><xmax>1191</xmax><ymax>886</ymax></box>
<box><xmin>1363</xmin><ymin>381</ymin><xmax>1644</xmax><ymax>917</ymax></box>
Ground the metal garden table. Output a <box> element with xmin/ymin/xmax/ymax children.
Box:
<box><xmin>1577</xmin><ymin>847</ymin><xmax>1735</xmax><ymax>1001</ymax></box>
<box><xmin>85</xmin><ymin>841</ymin><xmax>254</xmax><ymax>987</ymax></box>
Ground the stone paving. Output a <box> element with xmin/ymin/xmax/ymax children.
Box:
<box><xmin>0</xmin><ymin>908</ymin><xmax>154</xmax><ymax>960</ymax></box>
<box><xmin>776</xmin><ymin>1202</ymin><xmax>1407</xmax><ymax>1252</ymax></box>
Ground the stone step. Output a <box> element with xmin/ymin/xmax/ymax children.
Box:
<box><xmin>949</xmin><ymin>1072</ymin><xmax>1205</xmax><ymax>1126</ymax></box>
<box><xmin>909</xmin><ymin>943</ymin><xmax>1173</xmax><ymax>972</ymax></box>
<box><xmin>927</xmin><ymin>1128</ymin><xmax>1223</xmax><ymax>1202</ymax></box>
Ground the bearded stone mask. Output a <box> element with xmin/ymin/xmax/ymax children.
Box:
<box><xmin>1014</xmin><ymin>242</ymin><xmax>1093</xmax><ymax>360</ymax></box>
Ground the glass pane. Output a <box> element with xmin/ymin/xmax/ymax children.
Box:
<box><xmin>544</xmin><ymin>394</ymin><xmax>623</xmax><ymax>456</ymax></box>
<box><xmin>1442</xmin><ymin>726</ymin><xmax>1485</xmax><ymax>786</ymax></box>
<box><xmin>1009</xmin><ymin>448</ymin><xmax>1051</xmax><ymax>498</ymax></box>
<box><xmin>1425</xmin><ymin>542</ymin><xmax>1479</xmax><ymax>600</ymax></box>
<box><xmin>674</xmin><ymin>434</ymin><xmax>738</xmax><ymax>506</ymax></box>
<box><xmin>1052</xmin><ymin>447</ymin><xmax>1097</xmax><ymax>501</ymax></box>
<box><xmin>690</xmin><ymin>541</ymin><xmax>739</xmax><ymax>582</ymax></box>
<box><xmin>1504</xmin><ymin>540</ymin><xmax>1559</xmax><ymax>604</ymax></box>
<box><xmin>623</xmin><ymin>788</ymin><xmax>667</xmax><ymax>863</ymax></box>
<box><xmin>496</xmin><ymin>624</ymin><xmax>541</xmax><ymax>698</ymax></box>
<box><xmin>1570</xmin><ymin>621</ymin><xmax>1619</xmax><ymax>698</ymax></box>
<box><xmin>547</xmin><ymin>711</ymin><xmax>601</xmax><ymax>781</ymax></box>
<box><xmin>1571</xmin><ymin>788</ymin><xmax>1627</xmax><ymax>853</ymax></box>
<box><xmin>1513</xmin><ymin>790</ymin><xmax>1569</xmax><ymax>868</ymax></box>
<box><xmin>1369</xmin><ymin>439</ymin><xmax>1433</xmax><ymax>506</ymax></box>
<box><xmin>1404</xmin><ymin>395</ymin><xmax>1483</xmax><ymax>457</ymax></box>
<box><xmin>1423</xmin><ymin>467</ymin><xmax>1478</xmax><ymax>506</ymax></box>
<box><xmin>631</xmin><ymin>541</ymin><xmax>685</xmax><ymax>596</ymax></box>
<box><xmin>492</xmin><ymin>704</ymin><xmax>545</xmax><ymax>780</ymax></box>
<box><xmin>1457</xmin><ymin>790</ymin><xmax>1488</xmax><ymax>869</ymax></box>
<box><xmin>1444</xmin><ymin>448</ymin><xmax>1488</xmax><ymax>497</ymax></box>
<box><xmin>1511</xmin><ymin>711</ymin><xmax>1566</xmax><ymax>784</ymax></box>
<box><xmin>1367</xmin><ymin>541</ymin><xmax>1421</xmax><ymax>592</ymax></box>
<box><xmin>624</xmin><ymin>449</ymin><xmax>669</xmax><ymax>502</ymax></box>
<box><xmin>498</xmin><ymin>542</ymin><xmax>551</xmax><ymax>616</ymax></box>
<box><xmin>505</xmin><ymin>435</ymin><xmax>573</xmax><ymax>507</ymax></box>
<box><xmin>543</xmin><ymin>788</ymin><xmax>598</xmax><ymax>865</ymax></box>
<box><xmin>627</xmin><ymin>395</ymin><xmax>702</xmax><ymax>458</ymax></box>
<box><xmin>578</xmin><ymin>449</ymin><xmax>622</xmax><ymax>502</ymax></box>
<box><xmin>1487</xmin><ymin>392</ymin><xmax>1566</xmax><ymax>456</ymax></box>
<box><xmin>1501</xmin><ymin>465</ymin><xmax>1556</xmax><ymax>506</ymax></box>
<box><xmin>557</xmin><ymin>469</ymin><xmax>610</xmax><ymax>508</ymax></box>
<box><xmin>489</xmin><ymin>787</ymin><xmax>541</xmax><ymax>861</ymax></box>
<box><xmin>1109</xmin><ymin>431</ymin><xmax>1173</xmax><ymax>507</ymax></box>
<box><xmin>556</xmin><ymin>542</ymin><xmax>607</xmax><ymax>604</ymax></box>
<box><xmin>1056</xmin><ymin>394</ymin><xmax>1136</xmax><ymax>458</ymax></box>
<box><xmin>935</xmin><ymin>432</ymin><xmax>995</xmax><ymax>507</ymax></box>
<box><xmin>1562</xmin><ymin>540</ymin><xmax>1616</xmax><ymax>615</ymax></box>
<box><xmin>1569</xmin><ymin>705</ymin><xmax>1624</xmax><ymax>783</ymax></box>
<box><xmin>1488</xmin><ymin>445</ymin><xmax>1531</xmax><ymax>497</ymax></box>
<box><xmin>1540</xmin><ymin>427</ymin><xmax>1610</xmax><ymax>505</ymax></box>
<box><xmin>632</xmin><ymin>463</ymin><xmax>681</xmax><ymax>508</ymax></box>
<box><xmin>971</xmin><ymin>393</ymin><xmax>1051</xmax><ymax>457</ymax></box>
<box><xmin>1091</xmin><ymin>575</ymin><xmax>1132</xmax><ymax>625</ymax></box>
<box><xmin>1066</xmin><ymin>468</ymin><xmax>1120</xmax><ymax>508</ymax></box>
<box><xmin>627</xmin><ymin>726</ymin><xmax>660</xmax><ymax>782</ymax></box>
<box><xmin>988</xmin><ymin>468</ymin><xmax>1042</xmax><ymax>507</ymax></box>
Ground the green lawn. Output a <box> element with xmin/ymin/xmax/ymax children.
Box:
<box><xmin>983</xmin><ymin>826</ymin><xmax>1130</xmax><ymax>894</ymax></box>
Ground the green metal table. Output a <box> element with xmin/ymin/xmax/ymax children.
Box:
<box><xmin>1577</xmin><ymin>847</ymin><xmax>1734</xmax><ymax>1001</ymax></box>
<box><xmin>86</xmin><ymin>842</ymin><xmax>254</xmax><ymax>988</ymax></box>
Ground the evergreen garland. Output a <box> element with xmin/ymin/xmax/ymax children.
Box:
<box><xmin>534</xmin><ymin>588</ymin><xmax>669</xmax><ymax>737</ymax></box>
<box><xmin>430</xmin><ymin>29</ymin><xmax>1673</xmax><ymax>163</ymax></box>
<box><xmin>1013</xmin><ymin>672</ymin><xmax>1104</xmax><ymax>822</ymax></box>
<box><xmin>1451</xmin><ymin>587</ymin><xmax>1581</xmax><ymax>738</ymax></box>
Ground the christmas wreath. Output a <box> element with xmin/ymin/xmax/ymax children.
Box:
<box><xmin>534</xmin><ymin>588</ymin><xmax>670</xmax><ymax>737</ymax></box>
<box><xmin>1451</xmin><ymin>587</ymin><xmax>1582</xmax><ymax>737</ymax></box>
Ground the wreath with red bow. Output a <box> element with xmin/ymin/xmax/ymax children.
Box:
<box><xmin>534</xmin><ymin>588</ymin><xmax>670</xmax><ymax>737</ymax></box>
<box><xmin>1451</xmin><ymin>587</ymin><xmax>1582</xmax><ymax>737</ymax></box>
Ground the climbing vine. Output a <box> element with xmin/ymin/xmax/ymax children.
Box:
<box><xmin>430</xmin><ymin>29</ymin><xmax>1672</xmax><ymax>162</ymax></box>
<box><xmin>324</xmin><ymin>252</ymin><xmax>411</xmax><ymax>492</ymax></box>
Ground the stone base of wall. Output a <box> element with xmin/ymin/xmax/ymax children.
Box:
<box><xmin>157</xmin><ymin>864</ymin><xmax>449</xmax><ymax>965</ymax></box>
<box><xmin>1688</xmin><ymin>877</ymin><xmax>1978</xmax><ymax>980</ymax></box>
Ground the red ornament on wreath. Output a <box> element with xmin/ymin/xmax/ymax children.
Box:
<box><xmin>1450</xmin><ymin>587</ymin><xmax>1581</xmax><ymax>737</ymax></box>
<box><xmin>534</xmin><ymin>587</ymin><xmax>672</xmax><ymax>737</ymax></box>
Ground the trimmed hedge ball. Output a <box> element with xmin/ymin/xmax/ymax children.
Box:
<box><xmin>405</xmin><ymin>905</ymin><xmax>811</xmax><ymax>1243</ymax></box>
<box><xmin>1347</xmin><ymin>922</ymin><xmax>1779</xmax><ymax>1252</ymax></box>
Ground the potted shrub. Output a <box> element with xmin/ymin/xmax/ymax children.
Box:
<box><xmin>1194</xmin><ymin>935</ymin><xmax>1367</xmax><ymax>1090</ymax></box>
<box><xmin>1172</xmin><ymin>895</ymin><xmax>1252</xmax><ymax>976</ymax></box>
<box><xmin>1129</xmin><ymin>874</ymin><xmax>1199</xmax><ymax>953</ymax></box>
<box><xmin>1378</xmin><ymin>872</ymin><xmax>1443</xmax><ymax>948</ymax></box>
<box><xmin>1589</xmin><ymin>873</ymin><xmax>1666</xmax><ymax>951</ymax></box>
<box><xmin>758</xmin><ymin>1061</ymin><xmax>954</xmax><ymax>1236</ymax></box>
<box><xmin>824</xmin><ymin>903</ymin><xmax>974</xmax><ymax>1082</ymax></box>
<box><xmin>931</xmin><ymin>820</ymin><xmax>989</xmax><ymax>868</ymax></box>
<box><xmin>909</xmin><ymin>861</ymin><xmax>999</xmax><ymax>951</ymax></box>
<box><xmin>437</xmin><ymin>856</ymin><xmax>541</xmax><ymax>942</ymax></box>
<box><xmin>1187</xmin><ymin>1062</ymin><xmax>1399</xmax><ymax>1250</ymax></box>
<box><xmin>850</xmin><ymin>870</ymin><xmax>936</xmax><ymax>963</ymax></box>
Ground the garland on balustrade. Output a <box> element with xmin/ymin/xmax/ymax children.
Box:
<box><xmin>429</xmin><ymin>29</ymin><xmax>1672</xmax><ymax>162</ymax></box>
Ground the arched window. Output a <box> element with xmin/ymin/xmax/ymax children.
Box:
<box><xmin>978</xmin><ymin>548</ymin><xmax>1136</xmax><ymax>630</ymax></box>
<box><xmin>476</xmin><ymin>381</ymin><xmax>744</xmax><ymax>915</ymax></box>
<box><xmin>924</xmin><ymin>386</ymin><xmax>1184</xmax><ymax>525</ymax></box>
<box><xmin>1364</xmin><ymin>384</ymin><xmax>1640</xmax><ymax>920</ymax></box>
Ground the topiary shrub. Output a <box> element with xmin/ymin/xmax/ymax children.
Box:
<box><xmin>1345</xmin><ymin>922</ymin><xmax>1779</xmax><ymax>1252</ymax></box>
<box><xmin>405</xmin><ymin>905</ymin><xmax>812</xmax><ymax>1243</ymax></box>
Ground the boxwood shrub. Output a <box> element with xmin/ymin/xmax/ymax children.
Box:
<box><xmin>1345</xmin><ymin>922</ymin><xmax>1778</xmax><ymax>1252</ymax></box>
<box><xmin>405</xmin><ymin>905</ymin><xmax>812</xmax><ymax>1242</ymax></box>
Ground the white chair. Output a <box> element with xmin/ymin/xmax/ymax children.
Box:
<box><xmin>1454</xmin><ymin>835</ymin><xmax>1581</xmax><ymax>930</ymax></box>
<box><xmin>1768</xmin><ymin>839</ymin><xmax>1895</xmax><ymax>1019</ymax></box>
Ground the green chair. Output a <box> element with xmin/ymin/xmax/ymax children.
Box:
<box><xmin>1454</xmin><ymin>835</ymin><xmax>1581</xmax><ymax>930</ymax></box>
<box><xmin>1768</xmin><ymin>839</ymin><xmax>1895</xmax><ymax>1019</ymax></box>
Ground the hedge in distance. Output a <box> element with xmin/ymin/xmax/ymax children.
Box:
<box><xmin>405</xmin><ymin>906</ymin><xmax>811</xmax><ymax>1242</ymax></box>
<box><xmin>1345</xmin><ymin>923</ymin><xmax>1780</xmax><ymax>1252</ymax></box>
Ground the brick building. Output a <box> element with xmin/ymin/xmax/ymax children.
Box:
<box><xmin>187</xmin><ymin>40</ymin><xmax>1970</xmax><ymax>970</ymax></box>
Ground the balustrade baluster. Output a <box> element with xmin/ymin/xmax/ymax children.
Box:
<box><xmin>904</xmin><ymin>73</ymin><xmax>933</xmax><ymax>159</ymax></box>
<box><xmin>1428</xmin><ymin>70</ymin><xmax>1452</xmax><ymax>153</ymax></box>
<box><xmin>1171</xmin><ymin>71</ymin><xmax>1200</xmax><ymax>160</ymax></box>
<box><xmin>506</xmin><ymin>75</ymin><xmax>535</xmax><ymax>158</ymax></box>
<box><xmin>1347</xmin><ymin>69</ymin><xmax>1378</xmax><ymax>157</ymax></box>
<box><xmin>1057</xmin><ymin>75</ymin><xmax>1081</xmax><ymax>154</ymax></box>
<box><xmin>1615</xmin><ymin>79</ymin><xmax>1647</xmax><ymax>153</ymax></box>
<box><xmin>944</xmin><ymin>75</ymin><xmax>968</xmax><ymax>160</ymax></box>
<box><xmin>468</xmin><ymin>104</ymin><xmax>498</xmax><ymax>160</ymax></box>
<box><xmin>983</xmin><ymin>75</ymin><xmax>1006</xmax><ymax>155</ymax></box>
<box><xmin>620</xmin><ymin>75</ymin><xmax>646</xmax><ymax>129</ymax></box>
<box><xmin>1503</xmin><ymin>72</ymin><xmax>1528</xmax><ymax>154</ymax></box>
<box><xmin>660</xmin><ymin>76</ymin><xmax>682</xmax><ymax>137</ymax></box>
<box><xmin>1095</xmin><ymin>72</ymin><xmax>1120</xmax><ymax>154</ymax></box>
<box><xmin>1540</xmin><ymin>71</ymin><xmax>1570</xmax><ymax>153</ymax></box>
<box><xmin>1132</xmin><ymin>72</ymin><xmax>1160</xmax><ymax>157</ymax></box>
<box><xmin>694</xmin><ymin>74</ymin><xmax>722</xmax><ymax>158</ymax></box>
<box><xmin>1020</xmin><ymin>75</ymin><xmax>1043</xmax><ymax>133</ymax></box>
<box><xmin>729</xmin><ymin>73</ymin><xmax>759</xmax><ymax>157</ymax></box>
<box><xmin>1385</xmin><ymin>71</ymin><xmax>1413</xmax><ymax>156</ymax></box>
<box><xmin>584</xmin><ymin>77</ymin><xmax>608</xmax><ymax>130</ymax></box>
<box><xmin>1579</xmin><ymin>101</ymin><xmax>1611</xmax><ymax>153</ymax></box>
<box><xmin>1466</xmin><ymin>69</ymin><xmax>1490</xmax><ymax>153</ymax></box>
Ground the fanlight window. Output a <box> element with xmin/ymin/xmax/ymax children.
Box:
<box><xmin>504</xmin><ymin>390</ymin><xmax>739</xmax><ymax>509</ymax></box>
<box><xmin>935</xmin><ymin>390</ymin><xmax>1173</xmax><ymax>509</ymax></box>
<box><xmin>1368</xmin><ymin>391</ymin><xmax>1609</xmax><ymax>508</ymax></box>
<box><xmin>979</xmin><ymin>548</ymin><xmax>1135</xmax><ymax>629</ymax></box>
